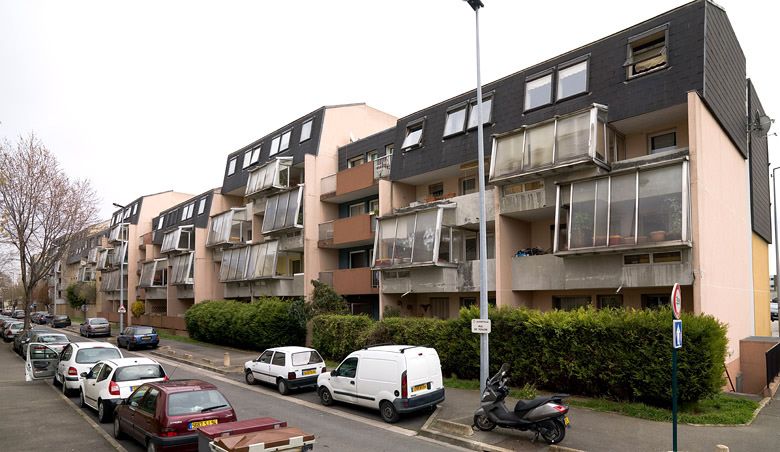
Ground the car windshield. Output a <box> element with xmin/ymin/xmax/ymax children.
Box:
<box><xmin>75</xmin><ymin>348</ymin><xmax>122</xmax><ymax>364</ymax></box>
<box><xmin>167</xmin><ymin>390</ymin><xmax>230</xmax><ymax>416</ymax></box>
<box><xmin>133</xmin><ymin>327</ymin><xmax>155</xmax><ymax>335</ymax></box>
<box><xmin>90</xmin><ymin>318</ymin><xmax>108</xmax><ymax>325</ymax></box>
<box><xmin>37</xmin><ymin>334</ymin><xmax>69</xmax><ymax>343</ymax></box>
<box><xmin>114</xmin><ymin>364</ymin><xmax>165</xmax><ymax>382</ymax></box>
<box><xmin>292</xmin><ymin>351</ymin><xmax>324</xmax><ymax>366</ymax></box>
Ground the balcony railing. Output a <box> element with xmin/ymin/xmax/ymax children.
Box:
<box><xmin>319</xmin><ymin>214</ymin><xmax>376</xmax><ymax>248</ymax></box>
<box><xmin>320</xmin><ymin>174</ymin><xmax>336</xmax><ymax>196</ymax></box>
<box><xmin>490</xmin><ymin>105</ymin><xmax>618</xmax><ymax>183</ymax></box>
<box><xmin>373</xmin><ymin>154</ymin><xmax>392</xmax><ymax>179</ymax></box>
<box><xmin>161</xmin><ymin>226</ymin><xmax>194</xmax><ymax>254</ymax></box>
<box><xmin>245</xmin><ymin>157</ymin><xmax>292</xmax><ymax>198</ymax></box>
<box><xmin>319</xmin><ymin>268</ymin><xmax>379</xmax><ymax>295</ymax></box>
<box><xmin>206</xmin><ymin>208</ymin><xmax>251</xmax><ymax>247</ymax></box>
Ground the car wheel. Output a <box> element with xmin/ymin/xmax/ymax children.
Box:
<box><xmin>113</xmin><ymin>416</ymin><xmax>124</xmax><ymax>439</ymax></box>
<box><xmin>379</xmin><ymin>400</ymin><xmax>400</xmax><ymax>423</ymax></box>
<box><xmin>127</xmin><ymin>342</ymin><xmax>134</xmax><ymax>351</ymax></box>
<box><xmin>79</xmin><ymin>391</ymin><xmax>86</xmax><ymax>408</ymax></box>
<box><xmin>98</xmin><ymin>400</ymin><xmax>112</xmax><ymax>423</ymax></box>
<box><xmin>146</xmin><ymin>438</ymin><xmax>157</xmax><ymax>452</ymax></box>
<box><xmin>245</xmin><ymin>370</ymin><xmax>256</xmax><ymax>385</ymax></box>
<box><xmin>52</xmin><ymin>373</ymin><xmax>60</xmax><ymax>387</ymax></box>
<box><xmin>62</xmin><ymin>379</ymin><xmax>71</xmax><ymax>396</ymax></box>
<box><xmin>318</xmin><ymin>387</ymin><xmax>334</xmax><ymax>406</ymax></box>
<box><xmin>277</xmin><ymin>378</ymin><xmax>290</xmax><ymax>395</ymax></box>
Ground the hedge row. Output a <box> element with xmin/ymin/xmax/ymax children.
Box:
<box><xmin>185</xmin><ymin>298</ymin><xmax>306</xmax><ymax>350</ymax></box>
<box><xmin>312</xmin><ymin>307</ymin><xmax>728</xmax><ymax>406</ymax></box>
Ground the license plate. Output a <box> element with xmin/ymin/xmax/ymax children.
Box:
<box><xmin>303</xmin><ymin>369</ymin><xmax>316</xmax><ymax>376</ymax></box>
<box><xmin>130</xmin><ymin>386</ymin><xmax>136</xmax><ymax>392</ymax></box>
<box><xmin>412</xmin><ymin>383</ymin><xmax>428</xmax><ymax>392</ymax></box>
<box><xmin>188</xmin><ymin>419</ymin><xmax>218</xmax><ymax>430</ymax></box>
<box><xmin>141</xmin><ymin>336</ymin><xmax>151</xmax><ymax>340</ymax></box>
<box><xmin>564</xmin><ymin>416</ymin><xmax>570</xmax><ymax>427</ymax></box>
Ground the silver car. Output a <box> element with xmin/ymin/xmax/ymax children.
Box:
<box><xmin>80</xmin><ymin>317</ymin><xmax>111</xmax><ymax>337</ymax></box>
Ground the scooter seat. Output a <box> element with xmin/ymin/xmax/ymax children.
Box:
<box><xmin>514</xmin><ymin>396</ymin><xmax>551</xmax><ymax>413</ymax></box>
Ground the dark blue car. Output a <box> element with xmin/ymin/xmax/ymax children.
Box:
<box><xmin>117</xmin><ymin>326</ymin><xmax>159</xmax><ymax>351</ymax></box>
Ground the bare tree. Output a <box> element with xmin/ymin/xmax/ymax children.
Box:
<box><xmin>0</xmin><ymin>133</ymin><xmax>98</xmax><ymax>330</ymax></box>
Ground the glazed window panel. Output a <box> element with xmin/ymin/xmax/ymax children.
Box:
<box><xmin>376</xmin><ymin>218</ymin><xmax>396</xmax><ymax>264</ymax></box>
<box><xmin>594</xmin><ymin>179</ymin><xmax>609</xmax><ymax>247</ymax></box>
<box><xmin>493</xmin><ymin>130</ymin><xmax>525</xmax><ymax>178</ymax></box>
<box><xmin>300</xmin><ymin>119</ymin><xmax>313</xmax><ymax>142</ymax></box>
<box><xmin>467</xmin><ymin>96</ymin><xmax>493</xmax><ymax>129</ymax></box>
<box><xmin>569</xmin><ymin>181</ymin><xmax>596</xmax><ymax>249</ymax></box>
<box><xmin>412</xmin><ymin>209</ymin><xmax>437</xmax><ymax>263</ymax></box>
<box><xmin>443</xmin><ymin>105</ymin><xmax>467</xmax><ymax>137</ymax></box>
<box><xmin>393</xmin><ymin>214</ymin><xmax>415</xmax><ymax>264</ymax></box>
<box><xmin>525</xmin><ymin>74</ymin><xmax>552</xmax><ymax>110</ymax></box>
<box><xmin>262</xmin><ymin>187</ymin><xmax>303</xmax><ymax>234</ymax></box>
<box><xmin>638</xmin><ymin>165</ymin><xmax>683</xmax><ymax>241</ymax></box>
<box><xmin>557</xmin><ymin>60</ymin><xmax>588</xmax><ymax>100</ymax></box>
<box><xmin>170</xmin><ymin>253</ymin><xmax>194</xmax><ymax>285</ymax></box>
<box><xmin>523</xmin><ymin>122</ymin><xmax>554</xmax><ymax>169</ymax></box>
<box><xmin>608</xmin><ymin>173</ymin><xmax>636</xmax><ymax>244</ymax></box>
<box><xmin>555</xmin><ymin>111</ymin><xmax>590</xmax><ymax>162</ymax></box>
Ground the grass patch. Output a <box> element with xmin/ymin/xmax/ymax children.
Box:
<box><xmin>568</xmin><ymin>393</ymin><xmax>758</xmax><ymax>425</ymax></box>
<box><xmin>444</xmin><ymin>376</ymin><xmax>537</xmax><ymax>400</ymax></box>
<box><xmin>156</xmin><ymin>330</ymin><xmax>209</xmax><ymax>346</ymax></box>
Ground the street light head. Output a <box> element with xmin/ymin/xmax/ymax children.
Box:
<box><xmin>464</xmin><ymin>0</ymin><xmax>484</xmax><ymax>11</ymax></box>
<box><xmin>112</xmin><ymin>202</ymin><xmax>125</xmax><ymax>209</ymax></box>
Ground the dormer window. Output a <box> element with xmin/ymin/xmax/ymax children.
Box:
<box><xmin>300</xmin><ymin>119</ymin><xmax>313</xmax><ymax>143</ymax></box>
<box><xmin>467</xmin><ymin>95</ymin><xmax>493</xmax><ymax>129</ymax></box>
<box><xmin>443</xmin><ymin>104</ymin><xmax>467</xmax><ymax>137</ymax></box>
<box><xmin>625</xmin><ymin>25</ymin><xmax>668</xmax><ymax>78</ymax></box>
<box><xmin>279</xmin><ymin>130</ymin><xmax>292</xmax><ymax>153</ymax></box>
<box><xmin>197</xmin><ymin>198</ymin><xmax>207</xmax><ymax>215</ymax></box>
<box><xmin>525</xmin><ymin>72</ymin><xmax>553</xmax><ymax>111</ymax></box>
<box><xmin>401</xmin><ymin>121</ymin><xmax>424</xmax><ymax>150</ymax></box>
<box><xmin>227</xmin><ymin>158</ymin><xmax>237</xmax><ymax>176</ymax></box>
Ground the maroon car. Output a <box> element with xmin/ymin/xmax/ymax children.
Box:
<box><xmin>113</xmin><ymin>379</ymin><xmax>236</xmax><ymax>452</ymax></box>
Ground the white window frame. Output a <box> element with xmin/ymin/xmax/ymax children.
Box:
<box><xmin>556</xmin><ymin>59</ymin><xmax>589</xmax><ymax>101</ymax></box>
<box><xmin>349</xmin><ymin>202</ymin><xmax>366</xmax><ymax>217</ymax></box>
<box><xmin>242</xmin><ymin>149</ymin><xmax>253</xmax><ymax>169</ymax></box>
<box><xmin>625</xmin><ymin>25</ymin><xmax>668</xmax><ymax>79</ymax></box>
<box><xmin>197</xmin><ymin>198</ymin><xmax>207</xmax><ymax>215</ymax></box>
<box><xmin>227</xmin><ymin>158</ymin><xmax>237</xmax><ymax>176</ymax></box>
<box><xmin>261</xmin><ymin>186</ymin><xmax>304</xmax><ymax>234</ymax></box>
<box><xmin>300</xmin><ymin>119</ymin><xmax>313</xmax><ymax>143</ymax></box>
<box><xmin>369</xmin><ymin>199</ymin><xmax>380</xmax><ymax>215</ymax></box>
<box><xmin>269</xmin><ymin>136</ymin><xmax>281</xmax><ymax>156</ymax></box>
<box><xmin>170</xmin><ymin>252</ymin><xmax>194</xmax><ymax>285</ymax></box>
<box><xmin>156</xmin><ymin>217</ymin><xmax>164</xmax><ymax>230</ymax></box>
<box><xmin>279</xmin><ymin>130</ymin><xmax>292</xmax><ymax>153</ymax></box>
<box><xmin>348</xmin><ymin>156</ymin><xmax>365</xmax><ymax>168</ymax></box>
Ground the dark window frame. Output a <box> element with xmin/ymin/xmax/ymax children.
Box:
<box><xmin>523</xmin><ymin>69</ymin><xmax>554</xmax><ymax>112</ymax></box>
<box><xmin>442</xmin><ymin>101</ymin><xmax>469</xmax><ymax>138</ymax></box>
<box><xmin>555</xmin><ymin>55</ymin><xmax>590</xmax><ymax>102</ymax></box>
<box><xmin>625</xmin><ymin>24</ymin><xmax>670</xmax><ymax>80</ymax></box>
<box><xmin>401</xmin><ymin>118</ymin><xmax>425</xmax><ymax>151</ymax></box>
<box><xmin>300</xmin><ymin>118</ymin><xmax>314</xmax><ymax>143</ymax></box>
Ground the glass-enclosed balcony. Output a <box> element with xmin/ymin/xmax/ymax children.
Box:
<box><xmin>491</xmin><ymin>105</ymin><xmax>621</xmax><ymax>183</ymax></box>
<box><xmin>261</xmin><ymin>186</ymin><xmax>304</xmax><ymax>235</ymax></box>
<box><xmin>245</xmin><ymin>157</ymin><xmax>292</xmax><ymax>198</ymax></box>
<box><xmin>206</xmin><ymin>208</ymin><xmax>252</xmax><ymax>247</ymax></box>
<box><xmin>96</xmin><ymin>248</ymin><xmax>112</xmax><ymax>270</ymax></box>
<box><xmin>139</xmin><ymin>258</ymin><xmax>168</xmax><ymax>288</ymax></box>
<box><xmin>554</xmin><ymin>160</ymin><xmax>689</xmax><ymax>254</ymax></box>
<box><xmin>99</xmin><ymin>270</ymin><xmax>121</xmax><ymax>292</ymax></box>
<box><xmin>108</xmin><ymin>242</ymin><xmax>128</xmax><ymax>267</ymax></box>
<box><xmin>87</xmin><ymin>247</ymin><xmax>100</xmax><ymax>264</ymax></box>
<box><xmin>108</xmin><ymin>223</ymin><xmax>128</xmax><ymax>244</ymax></box>
<box><xmin>77</xmin><ymin>265</ymin><xmax>95</xmax><ymax>282</ymax></box>
<box><xmin>219</xmin><ymin>240</ymin><xmax>300</xmax><ymax>282</ymax></box>
<box><xmin>161</xmin><ymin>226</ymin><xmax>194</xmax><ymax>253</ymax></box>
<box><xmin>169</xmin><ymin>252</ymin><xmax>194</xmax><ymax>285</ymax></box>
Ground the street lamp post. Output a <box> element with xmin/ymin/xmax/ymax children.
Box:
<box><xmin>773</xmin><ymin>168</ymin><xmax>780</xmax><ymax>323</ymax></box>
<box><xmin>112</xmin><ymin>202</ymin><xmax>126</xmax><ymax>333</ymax></box>
<box><xmin>464</xmin><ymin>0</ymin><xmax>490</xmax><ymax>394</ymax></box>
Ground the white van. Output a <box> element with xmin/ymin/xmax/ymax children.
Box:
<box><xmin>316</xmin><ymin>345</ymin><xmax>445</xmax><ymax>423</ymax></box>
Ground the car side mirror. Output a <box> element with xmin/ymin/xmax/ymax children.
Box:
<box><xmin>80</xmin><ymin>372</ymin><xmax>88</xmax><ymax>378</ymax></box>
<box><xmin>331</xmin><ymin>369</ymin><xmax>339</xmax><ymax>377</ymax></box>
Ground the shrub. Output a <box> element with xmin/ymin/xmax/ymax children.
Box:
<box><xmin>310</xmin><ymin>306</ymin><xmax>727</xmax><ymax>406</ymax></box>
<box><xmin>382</xmin><ymin>305</ymin><xmax>401</xmax><ymax>318</ymax></box>
<box><xmin>65</xmin><ymin>282</ymin><xmax>95</xmax><ymax>309</ymax></box>
<box><xmin>131</xmin><ymin>300</ymin><xmax>145</xmax><ymax>318</ymax></box>
<box><xmin>308</xmin><ymin>280</ymin><xmax>349</xmax><ymax>317</ymax></box>
<box><xmin>185</xmin><ymin>298</ymin><xmax>306</xmax><ymax>350</ymax></box>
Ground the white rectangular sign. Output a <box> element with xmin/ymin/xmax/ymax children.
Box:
<box><xmin>471</xmin><ymin>319</ymin><xmax>491</xmax><ymax>334</ymax></box>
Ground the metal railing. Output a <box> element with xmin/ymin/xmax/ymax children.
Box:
<box><xmin>767</xmin><ymin>342</ymin><xmax>780</xmax><ymax>389</ymax></box>
<box><xmin>373</xmin><ymin>154</ymin><xmax>392</xmax><ymax>179</ymax></box>
<box><xmin>320</xmin><ymin>174</ymin><xmax>336</xmax><ymax>195</ymax></box>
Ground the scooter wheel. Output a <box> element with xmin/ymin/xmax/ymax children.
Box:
<box><xmin>538</xmin><ymin>419</ymin><xmax>566</xmax><ymax>444</ymax></box>
<box><xmin>474</xmin><ymin>414</ymin><xmax>497</xmax><ymax>431</ymax></box>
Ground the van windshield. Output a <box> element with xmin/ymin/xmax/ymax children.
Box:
<box><xmin>292</xmin><ymin>351</ymin><xmax>323</xmax><ymax>366</ymax></box>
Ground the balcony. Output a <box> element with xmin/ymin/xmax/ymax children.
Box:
<box><xmin>261</xmin><ymin>186</ymin><xmax>304</xmax><ymax>235</ymax></box>
<box><xmin>206</xmin><ymin>208</ymin><xmax>252</xmax><ymax>248</ymax></box>
<box><xmin>319</xmin><ymin>268</ymin><xmax>379</xmax><ymax>295</ymax></box>
<box><xmin>511</xmin><ymin>252</ymin><xmax>693</xmax><ymax>291</ymax></box>
<box><xmin>108</xmin><ymin>223</ymin><xmax>128</xmax><ymax>244</ymax></box>
<box><xmin>380</xmin><ymin>259</ymin><xmax>496</xmax><ymax>294</ymax></box>
<box><xmin>223</xmin><ymin>273</ymin><xmax>305</xmax><ymax>298</ymax></box>
<box><xmin>321</xmin><ymin>156</ymin><xmax>391</xmax><ymax>204</ymax></box>
<box><xmin>318</xmin><ymin>214</ymin><xmax>376</xmax><ymax>249</ymax></box>
<box><xmin>278</xmin><ymin>232</ymin><xmax>304</xmax><ymax>252</ymax></box>
<box><xmin>490</xmin><ymin>105</ymin><xmax>616</xmax><ymax>184</ymax></box>
<box><xmin>450</xmin><ymin>190</ymin><xmax>495</xmax><ymax>227</ymax></box>
<box><xmin>87</xmin><ymin>247</ymin><xmax>100</xmax><ymax>264</ymax></box>
<box><xmin>244</xmin><ymin>157</ymin><xmax>292</xmax><ymax>199</ymax></box>
<box><xmin>161</xmin><ymin>226</ymin><xmax>194</xmax><ymax>254</ymax></box>
<box><xmin>139</xmin><ymin>232</ymin><xmax>153</xmax><ymax>250</ymax></box>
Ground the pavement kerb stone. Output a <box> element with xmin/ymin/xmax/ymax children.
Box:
<box><xmin>149</xmin><ymin>350</ymin><xmax>242</xmax><ymax>375</ymax></box>
<box><xmin>420</xmin><ymin>406</ymin><xmax>514</xmax><ymax>452</ymax></box>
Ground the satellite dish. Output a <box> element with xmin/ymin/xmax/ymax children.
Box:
<box><xmin>753</xmin><ymin>112</ymin><xmax>774</xmax><ymax>135</ymax></box>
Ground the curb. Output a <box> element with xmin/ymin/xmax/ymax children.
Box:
<box><xmin>148</xmin><ymin>350</ymin><xmax>241</xmax><ymax>375</ymax></box>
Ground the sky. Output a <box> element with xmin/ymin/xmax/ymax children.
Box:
<box><xmin>1</xmin><ymin>0</ymin><xmax>778</xmax><ymax>267</ymax></box>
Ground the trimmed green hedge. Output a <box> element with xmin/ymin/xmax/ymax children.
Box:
<box><xmin>311</xmin><ymin>307</ymin><xmax>727</xmax><ymax>406</ymax></box>
<box><xmin>185</xmin><ymin>299</ymin><xmax>306</xmax><ymax>350</ymax></box>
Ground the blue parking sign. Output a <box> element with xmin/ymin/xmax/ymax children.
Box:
<box><xmin>673</xmin><ymin>320</ymin><xmax>682</xmax><ymax>349</ymax></box>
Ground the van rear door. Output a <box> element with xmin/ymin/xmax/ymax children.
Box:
<box><xmin>404</xmin><ymin>347</ymin><xmax>443</xmax><ymax>399</ymax></box>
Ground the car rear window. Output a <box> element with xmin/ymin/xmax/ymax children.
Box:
<box><xmin>167</xmin><ymin>390</ymin><xmax>230</xmax><ymax>416</ymax></box>
<box><xmin>132</xmin><ymin>327</ymin><xmax>155</xmax><ymax>335</ymax></box>
<box><xmin>292</xmin><ymin>351</ymin><xmax>324</xmax><ymax>366</ymax></box>
<box><xmin>38</xmin><ymin>334</ymin><xmax>69</xmax><ymax>343</ymax></box>
<box><xmin>90</xmin><ymin>318</ymin><xmax>109</xmax><ymax>325</ymax></box>
<box><xmin>113</xmin><ymin>364</ymin><xmax>165</xmax><ymax>382</ymax></box>
<box><xmin>75</xmin><ymin>348</ymin><xmax>122</xmax><ymax>364</ymax></box>
<box><xmin>55</xmin><ymin>316</ymin><xmax>69</xmax><ymax>320</ymax></box>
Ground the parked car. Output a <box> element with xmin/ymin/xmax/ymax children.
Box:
<box><xmin>80</xmin><ymin>317</ymin><xmax>111</xmax><ymax>337</ymax></box>
<box><xmin>22</xmin><ymin>332</ymin><xmax>70</xmax><ymax>357</ymax></box>
<box><xmin>50</xmin><ymin>315</ymin><xmax>72</xmax><ymax>328</ymax></box>
<box><xmin>317</xmin><ymin>345</ymin><xmax>445</xmax><ymax>423</ymax></box>
<box><xmin>1</xmin><ymin>309</ymin><xmax>11</xmax><ymax>316</ymax></box>
<box><xmin>244</xmin><ymin>346</ymin><xmax>326</xmax><ymax>395</ymax></box>
<box><xmin>78</xmin><ymin>357</ymin><xmax>167</xmax><ymax>422</ymax></box>
<box><xmin>55</xmin><ymin>342</ymin><xmax>123</xmax><ymax>396</ymax></box>
<box><xmin>12</xmin><ymin>310</ymin><xmax>25</xmax><ymax>319</ymax></box>
<box><xmin>3</xmin><ymin>321</ymin><xmax>24</xmax><ymax>342</ymax></box>
<box><xmin>39</xmin><ymin>313</ymin><xmax>54</xmax><ymax>325</ymax></box>
<box><xmin>13</xmin><ymin>327</ymin><xmax>46</xmax><ymax>356</ymax></box>
<box><xmin>30</xmin><ymin>312</ymin><xmax>48</xmax><ymax>324</ymax></box>
<box><xmin>113</xmin><ymin>379</ymin><xmax>237</xmax><ymax>451</ymax></box>
<box><xmin>116</xmin><ymin>326</ymin><xmax>159</xmax><ymax>350</ymax></box>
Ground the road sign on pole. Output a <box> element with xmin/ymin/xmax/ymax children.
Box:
<box><xmin>671</xmin><ymin>283</ymin><xmax>682</xmax><ymax>319</ymax></box>
<box><xmin>673</xmin><ymin>320</ymin><xmax>683</xmax><ymax>349</ymax></box>
<box><xmin>471</xmin><ymin>319</ymin><xmax>491</xmax><ymax>334</ymax></box>
<box><xmin>118</xmin><ymin>305</ymin><xmax>126</xmax><ymax>314</ymax></box>
<box><xmin>671</xmin><ymin>281</ymin><xmax>683</xmax><ymax>452</ymax></box>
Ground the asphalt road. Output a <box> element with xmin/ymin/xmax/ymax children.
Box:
<box><xmin>19</xmin><ymin>326</ymin><xmax>464</xmax><ymax>452</ymax></box>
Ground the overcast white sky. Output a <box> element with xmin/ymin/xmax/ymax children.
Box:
<box><xmin>1</xmin><ymin>0</ymin><xmax>778</xmax><ymax>267</ymax></box>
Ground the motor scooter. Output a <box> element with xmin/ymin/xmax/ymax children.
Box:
<box><xmin>473</xmin><ymin>363</ymin><xmax>570</xmax><ymax>444</ymax></box>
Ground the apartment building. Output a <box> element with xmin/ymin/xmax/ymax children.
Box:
<box><xmin>96</xmin><ymin>191</ymin><xmax>194</xmax><ymax>322</ymax></box>
<box><xmin>210</xmin><ymin>104</ymin><xmax>396</xmax><ymax>302</ymax></box>
<box><xmin>328</xmin><ymin>0</ymin><xmax>772</xmax><ymax>381</ymax></box>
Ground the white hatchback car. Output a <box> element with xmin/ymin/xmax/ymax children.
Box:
<box><xmin>79</xmin><ymin>357</ymin><xmax>167</xmax><ymax>423</ymax></box>
<box><xmin>244</xmin><ymin>346</ymin><xmax>326</xmax><ymax>395</ymax></box>
<box><xmin>55</xmin><ymin>342</ymin><xmax>123</xmax><ymax>396</ymax></box>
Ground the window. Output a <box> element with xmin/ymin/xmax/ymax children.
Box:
<box><xmin>467</xmin><ymin>96</ymin><xmax>493</xmax><ymax>129</ymax></box>
<box><xmin>139</xmin><ymin>259</ymin><xmax>167</xmax><ymax>287</ymax></box>
<box><xmin>170</xmin><ymin>252</ymin><xmax>194</xmax><ymax>285</ymax></box>
<box><xmin>443</xmin><ymin>104</ymin><xmax>467</xmax><ymax>137</ymax></box>
<box><xmin>245</xmin><ymin>157</ymin><xmax>292</xmax><ymax>196</ymax></box>
<box><xmin>161</xmin><ymin>226</ymin><xmax>193</xmax><ymax>253</ymax></box>
<box><xmin>269</xmin><ymin>136</ymin><xmax>281</xmax><ymax>156</ymax></box>
<box><xmin>460</xmin><ymin>297</ymin><xmax>476</xmax><ymax>308</ymax></box>
<box><xmin>597</xmin><ymin>295</ymin><xmax>623</xmax><ymax>309</ymax></box>
<box><xmin>156</xmin><ymin>217</ymin><xmax>164</xmax><ymax>230</ymax></box>
<box><xmin>460</xmin><ymin>177</ymin><xmax>476</xmax><ymax>195</ymax></box>
<box><xmin>97</xmin><ymin>364</ymin><xmax>112</xmax><ymax>382</ymax></box>
<box><xmin>139</xmin><ymin>388</ymin><xmax>159</xmax><ymax>413</ymax></box>
<box><xmin>401</xmin><ymin>122</ymin><xmax>424</xmax><ymax>149</ymax></box>
<box><xmin>227</xmin><ymin>158</ymin><xmax>237</xmax><ymax>175</ymax></box>
<box><xmin>367</xmin><ymin>150</ymin><xmax>378</xmax><ymax>161</ymax></box>
<box><xmin>131</xmin><ymin>203</ymin><xmax>138</xmax><ymax>215</ymax></box>
<box><xmin>553</xmin><ymin>296</ymin><xmax>591</xmax><ymax>310</ymax></box>
<box><xmin>642</xmin><ymin>294</ymin><xmax>668</xmax><ymax>310</ymax></box>
<box><xmin>180</xmin><ymin>203</ymin><xmax>194</xmax><ymax>221</ymax></box>
<box><xmin>242</xmin><ymin>150</ymin><xmax>253</xmax><ymax>169</ymax></box>
<box><xmin>219</xmin><ymin>241</ymin><xmax>280</xmax><ymax>281</ymax></box>
<box><xmin>375</xmin><ymin>208</ymin><xmax>440</xmax><ymax>266</ymax></box>
<box><xmin>557</xmin><ymin>59</ymin><xmax>588</xmax><ymax>100</ymax></box>
<box><xmin>626</xmin><ymin>27</ymin><xmax>668</xmax><ymax>78</ymax></box>
<box><xmin>350</xmin><ymin>250</ymin><xmax>367</xmax><ymax>269</ymax></box>
<box><xmin>197</xmin><ymin>198</ymin><xmax>207</xmax><ymax>215</ymax></box>
<box><xmin>271</xmin><ymin>352</ymin><xmax>286</xmax><ymax>367</ymax></box>
<box><xmin>337</xmin><ymin>357</ymin><xmax>358</xmax><ymax>378</ymax></box>
<box><xmin>279</xmin><ymin>130</ymin><xmax>292</xmax><ymax>152</ymax></box>
<box><xmin>429</xmin><ymin>183</ymin><xmax>444</xmax><ymax>198</ymax></box>
<box><xmin>649</xmin><ymin>130</ymin><xmax>676</xmax><ymax>154</ymax></box>
<box><xmin>525</xmin><ymin>73</ymin><xmax>553</xmax><ymax>110</ymax></box>
<box><xmin>349</xmin><ymin>202</ymin><xmax>366</xmax><ymax>217</ymax></box>
<box><xmin>258</xmin><ymin>350</ymin><xmax>273</xmax><ymax>364</ymax></box>
<box><xmin>430</xmin><ymin>297</ymin><xmax>450</xmax><ymax>319</ymax></box>
<box><xmin>127</xmin><ymin>386</ymin><xmax>148</xmax><ymax>407</ymax></box>
<box><xmin>369</xmin><ymin>199</ymin><xmax>379</xmax><ymax>214</ymax></box>
<box><xmin>300</xmin><ymin>119</ymin><xmax>313</xmax><ymax>142</ymax></box>
<box><xmin>348</xmin><ymin>156</ymin><xmax>365</xmax><ymax>168</ymax></box>
<box><xmin>653</xmin><ymin>251</ymin><xmax>681</xmax><ymax>263</ymax></box>
<box><xmin>261</xmin><ymin>187</ymin><xmax>304</xmax><ymax>234</ymax></box>
<box><xmin>168</xmin><ymin>390</ymin><xmax>230</xmax><ymax>416</ymax></box>
<box><xmin>385</xmin><ymin>144</ymin><xmax>394</xmax><ymax>156</ymax></box>
<box><xmin>624</xmin><ymin>254</ymin><xmax>650</xmax><ymax>265</ymax></box>
<box><xmin>207</xmin><ymin>208</ymin><xmax>251</xmax><ymax>246</ymax></box>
